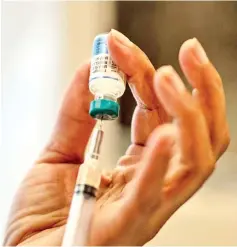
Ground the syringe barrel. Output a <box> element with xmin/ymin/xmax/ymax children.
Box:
<box><xmin>62</xmin><ymin>191</ymin><xmax>96</xmax><ymax>246</ymax></box>
<box><xmin>62</xmin><ymin>122</ymin><xmax>103</xmax><ymax>246</ymax></box>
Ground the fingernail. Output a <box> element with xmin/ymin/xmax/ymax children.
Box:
<box><xmin>156</xmin><ymin>66</ymin><xmax>185</xmax><ymax>93</ymax></box>
<box><xmin>111</xmin><ymin>29</ymin><xmax>133</xmax><ymax>47</ymax></box>
<box><xmin>192</xmin><ymin>38</ymin><xmax>209</xmax><ymax>64</ymax></box>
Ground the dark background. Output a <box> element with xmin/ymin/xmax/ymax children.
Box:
<box><xmin>117</xmin><ymin>2</ymin><xmax>237</xmax><ymax>127</ymax></box>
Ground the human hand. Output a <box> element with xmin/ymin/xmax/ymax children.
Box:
<box><xmin>4</xmin><ymin>30</ymin><xmax>230</xmax><ymax>246</ymax></box>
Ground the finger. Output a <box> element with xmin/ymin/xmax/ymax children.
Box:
<box><xmin>130</xmin><ymin>106</ymin><xmax>168</xmax><ymax>146</ymax></box>
<box><xmin>117</xmin><ymin>154</ymin><xmax>141</xmax><ymax>166</ymax></box>
<box><xmin>100</xmin><ymin>172</ymin><xmax>113</xmax><ymax>188</ymax></box>
<box><xmin>125</xmin><ymin>145</ymin><xmax>144</xmax><ymax>156</ymax></box>
<box><xmin>192</xmin><ymin>88</ymin><xmax>211</xmax><ymax>124</ymax></box>
<box><xmin>154</xmin><ymin>66</ymin><xmax>214</xmax><ymax>174</ymax></box>
<box><xmin>107</xmin><ymin>29</ymin><xmax>159</xmax><ymax>110</ymax></box>
<box><xmin>37</xmin><ymin>62</ymin><xmax>95</xmax><ymax>164</ymax></box>
<box><xmin>128</xmin><ymin>124</ymin><xmax>174</xmax><ymax>212</ymax></box>
<box><xmin>179</xmin><ymin>38</ymin><xmax>230</xmax><ymax>156</ymax></box>
<box><xmin>108</xmin><ymin>29</ymin><xmax>168</xmax><ymax>146</ymax></box>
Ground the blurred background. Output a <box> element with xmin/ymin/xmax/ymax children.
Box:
<box><xmin>1</xmin><ymin>1</ymin><xmax>237</xmax><ymax>245</ymax></box>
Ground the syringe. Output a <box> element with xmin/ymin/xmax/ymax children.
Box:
<box><xmin>62</xmin><ymin>120</ymin><xmax>104</xmax><ymax>246</ymax></box>
<box><xmin>62</xmin><ymin>32</ymin><xmax>126</xmax><ymax>246</ymax></box>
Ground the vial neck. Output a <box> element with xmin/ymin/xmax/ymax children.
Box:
<box><xmin>95</xmin><ymin>94</ymin><xmax>117</xmax><ymax>102</ymax></box>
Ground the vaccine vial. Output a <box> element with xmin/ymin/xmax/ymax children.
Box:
<box><xmin>89</xmin><ymin>33</ymin><xmax>126</xmax><ymax>120</ymax></box>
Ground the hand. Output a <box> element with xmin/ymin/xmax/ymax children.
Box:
<box><xmin>4</xmin><ymin>30</ymin><xmax>230</xmax><ymax>246</ymax></box>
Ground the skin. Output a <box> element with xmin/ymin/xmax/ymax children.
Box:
<box><xmin>3</xmin><ymin>30</ymin><xmax>230</xmax><ymax>246</ymax></box>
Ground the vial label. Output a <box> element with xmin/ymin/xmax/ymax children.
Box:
<box><xmin>90</xmin><ymin>34</ymin><xmax>126</xmax><ymax>84</ymax></box>
<box><xmin>90</xmin><ymin>54</ymin><xmax>126</xmax><ymax>82</ymax></box>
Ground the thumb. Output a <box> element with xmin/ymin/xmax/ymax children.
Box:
<box><xmin>37</xmin><ymin>62</ymin><xmax>95</xmax><ymax>164</ymax></box>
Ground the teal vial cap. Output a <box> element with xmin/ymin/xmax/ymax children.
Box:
<box><xmin>89</xmin><ymin>99</ymin><xmax>120</xmax><ymax>120</ymax></box>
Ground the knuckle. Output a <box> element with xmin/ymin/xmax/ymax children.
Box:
<box><xmin>129</xmin><ymin>53</ymin><xmax>154</xmax><ymax>83</ymax></box>
<box><xmin>202</xmin><ymin>153</ymin><xmax>216</xmax><ymax>177</ymax></box>
<box><xmin>143</xmin><ymin>65</ymin><xmax>155</xmax><ymax>83</ymax></box>
<box><xmin>195</xmin><ymin>152</ymin><xmax>216</xmax><ymax>178</ymax></box>
<box><xmin>223</xmin><ymin>130</ymin><xmax>231</xmax><ymax>149</ymax></box>
<box><xmin>134</xmin><ymin>64</ymin><xmax>154</xmax><ymax>85</ymax></box>
<box><xmin>218</xmin><ymin>129</ymin><xmax>231</xmax><ymax>156</ymax></box>
<box><xmin>197</xmin><ymin>161</ymin><xmax>215</xmax><ymax>179</ymax></box>
<box><xmin>205</xmin><ymin>161</ymin><xmax>216</xmax><ymax>177</ymax></box>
